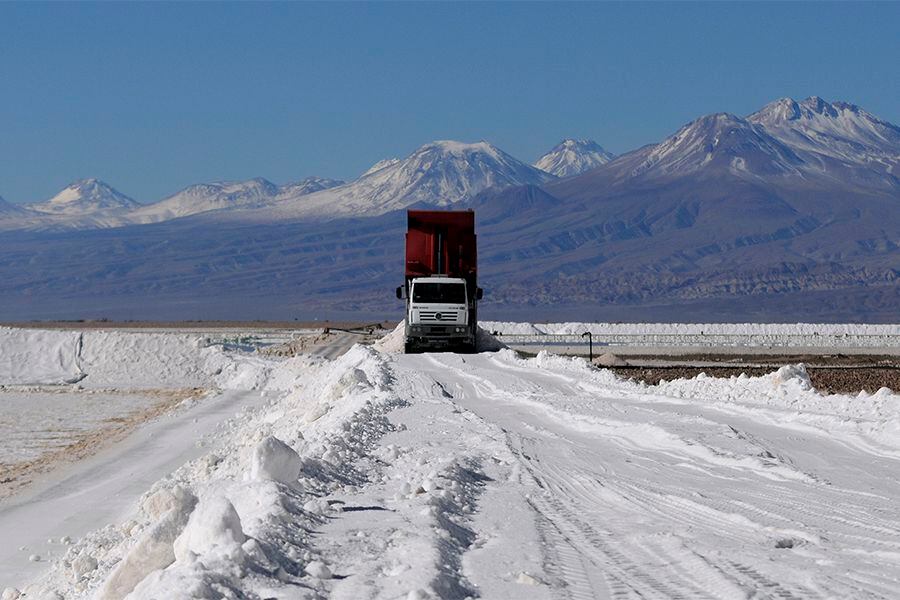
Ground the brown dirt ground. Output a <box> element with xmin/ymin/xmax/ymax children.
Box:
<box><xmin>623</xmin><ymin>353</ymin><xmax>898</xmax><ymax>367</ymax></box>
<box><xmin>607</xmin><ymin>364</ymin><xmax>900</xmax><ymax>395</ymax></box>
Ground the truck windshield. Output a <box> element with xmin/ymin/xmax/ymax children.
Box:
<box><xmin>412</xmin><ymin>282</ymin><xmax>466</xmax><ymax>304</ymax></box>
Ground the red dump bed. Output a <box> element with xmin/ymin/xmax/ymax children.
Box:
<box><xmin>405</xmin><ymin>210</ymin><xmax>477</xmax><ymax>293</ymax></box>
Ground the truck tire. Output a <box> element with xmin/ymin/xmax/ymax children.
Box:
<box><xmin>404</xmin><ymin>341</ymin><xmax>415</xmax><ymax>354</ymax></box>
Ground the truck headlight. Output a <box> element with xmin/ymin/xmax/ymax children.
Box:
<box><xmin>455</xmin><ymin>327</ymin><xmax>463</xmax><ymax>333</ymax></box>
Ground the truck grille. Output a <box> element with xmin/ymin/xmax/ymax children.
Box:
<box><xmin>419</xmin><ymin>311</ymin><xmax>461</xmax><ymax>323</ymax></box>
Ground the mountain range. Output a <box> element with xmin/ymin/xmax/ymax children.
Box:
<box><xmin>0</xmin><ymin>96</ymin><xmax>896</xmax><ymax>322</ymax></box>
<box><xmin>0</xmin><ymin>140</ymin><xmax>562</xmax><ymax>230</ymax></box>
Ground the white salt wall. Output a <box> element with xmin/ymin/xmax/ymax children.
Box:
<box><xmin>481</xmin><ymin>321</ymin><xmax>900</xmax><ymax>348</ymax></box>
<box><xmin>0</xmin><ymin>328</ymin><xmax>83</xmax><ymax>385</ymax></box>
<box><xmin>482</xmin><ymin>321</ymin><xmax>900</xmax><ymax>336</ymax></box>
<box><xmin>0</xmin><ymin>328</ymin><xmax>262</xmax><ymax>389</ymax></box>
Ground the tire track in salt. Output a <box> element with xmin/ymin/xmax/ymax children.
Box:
<box><xmin>532</xmin><ymin>509</ymin><xmax>609</xmax><ymax>600</ymax></box>
<box><xmin>424</xmin><ymin>354</ymin><xmax>765</xmax><ymax>597</ymax></box>
<box><xmin>506</xmin><ymin>428</ymin><xmax>726</xmax><ymax>599</ymax></box>
<box><xmin>411</xmin><ymin>352</ymin><xmax>900</xmax><ymax>599</ymax></box>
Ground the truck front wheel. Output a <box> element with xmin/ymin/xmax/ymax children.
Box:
<box><xmin>458</xmin><ymin>341</ymin><xmax>477</xmax><ymax>354</ymax></box>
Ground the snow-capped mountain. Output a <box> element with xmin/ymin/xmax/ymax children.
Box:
<box><xmin>556</xmin><ymin>97</ymin><xmax>900</xmax><ymax>192</ymax></box>
<box><xmin>280</xmin><ymin>176</ymin><xmax>344</xmax><ymax>197</ymax></box>
<box><xmin>563</xmin><ymin>97</ymin><xmax>900</xmax><ymax>192</ymax></box>
<box><xmin>748</xmin><ymin>96</ymin><xmax>900</xmax><ymax>174</ymax></box>
<box><xmin>621</xmin><ymin>113</ymin><xmax>806</xmax><ymax>180</ymax></box>
<box><xmin>286</xmin><ymin>140</ymin><xmax>556</xmax><ymax>218</ymax></box>
<box><xmin>0</xmin><ymin>196</ymin><xmax>27</xmax><ymax>217</ymax></box>
<box><xmin>2</xmin><ymin>139</ymin><xmax>555</xmax><ymax>226</ymax></box>
<box><xmin>128</xmin><ymin>178</ymin><xmax>280</xmax><ymax>223</ymax></box>
<box><xmin>0</xmin><ymin>196</ymin><xmax>36</xmax><ymax>222</ymax></box>
<box><xmin>534</xmin><ymin>139</ymin><xmax>614</xmax><ymax>177</ymax></box>
<box><xmin>130</xmin><ymin>176</ymin><xmax>345</xmax><ymax>224</ymax></box>
<box><xmin>361</xmin><ymin>158</ymin><xmax>400</xmax><ymax>177</ymax></box>
<box><xmin>28</xmin><ymin>179</ymin><xmax>140</xmax><ymax>215</ymax></box>
<box><xmin>128</xmin><ymin>177</ymin><xmax>344</xmax><ymax>223</ymax></box>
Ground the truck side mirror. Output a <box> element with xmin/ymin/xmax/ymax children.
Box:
<box><xmin>396</xmin><ymin>286</ymin><xmax>404</xmax><ymax>300</ymax></box>
<box><xmin>476</xmin><ymin>287</ymin><xmax>484</xmax><ymax>300</ymax></box>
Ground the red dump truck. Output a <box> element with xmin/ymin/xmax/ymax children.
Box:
<box><xmin>395</xmin><ymin>209</ymin><xmax>483</xmax><ymax>353</ymax></box>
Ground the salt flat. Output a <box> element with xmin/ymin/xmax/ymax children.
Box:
<box><xmin>0</xmin><ymin>387</ymin><xmax>201</xmax><ymax>498</ymax></box>
<box><xmin>1</xmin><ymin>324</ymin><xmax>898</xmax><ymax>599</ymax></box>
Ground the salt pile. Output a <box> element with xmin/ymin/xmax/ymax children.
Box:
<box><xmin>593</xmin><ymin>352</ymin><xmax>629</xmax><ymax>367</ymax></box>
<box><xmin>373</xmin><ymin>321</ymin><xmax>406</xmax><ymax>353</ymax></box>
<box><xmin>15</xmin><ymin>345</ymin><xmax>396</xmax><ymax>598</ymax></box>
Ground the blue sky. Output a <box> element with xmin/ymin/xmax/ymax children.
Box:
<box><xmin>1</xmin><ymin>2</ymin><xmax>898</xmax><ymax>204</ymax></box>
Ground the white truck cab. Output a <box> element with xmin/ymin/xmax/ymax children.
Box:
<box><xmin>404</xmin><ymin>276</ymin><xmax>474</xmax><ymax>352</ymax></box>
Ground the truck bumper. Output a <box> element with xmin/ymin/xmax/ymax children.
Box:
<box><xmin>406</xmin><ymin>325</ymin><xmax>474</xmax><ymax>349</ymax></box>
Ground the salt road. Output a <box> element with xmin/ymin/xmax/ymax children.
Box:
<box><xmin>401</xmin><ymin>351</ymin><xmax>900</xmax><ymax>598</ymax></box>
<box><xmin>5</xmin><ymin>327</ymin><xmax>900</xmax><ymax>599</ymax></box>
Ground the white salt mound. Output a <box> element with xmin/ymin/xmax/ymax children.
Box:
<box><xmin>305</xmin><ymin>560</ymin><xmax>332</xmax><ymax>579</ymax></box>
<box><xmin>142</xmin><ymin>485</ymin><xmax>193</xmax><ymax>520</ymax></box>
<box><xmin>250</xmin><ymin>436</ymin><xmax>302</xmax><ymax>486</ymax></box>
<box><xmin>98</xmin><ymin>488</ymin><xmax>196</xmax><ymax>600</ymax></box>
<box><xmin>173</xmin><ymin>496</ymin><xmax>246</xmax><ymax>562</ymax></box>
<box><xmin>70</xmin><ymin>555</ymin><xmax>98</xmax><ymax>581</ymax></box>
<box><xmin>773</xmin><ymin>364</ymin><xmax>812</xmax><ymax>391</ymax></box>
<box><xmin>373</xmin><ymin>322</ymin><xmax>406</xmax><ymax>353</ymax></box>
<box><xmin>594</xmin><ymin>352</ymin><xmax>629</xmax><ymax>367</ymax></box>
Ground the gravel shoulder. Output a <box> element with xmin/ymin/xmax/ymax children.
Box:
<box><xmin>609</xmin><ymin>366</ymin><xmax>899</xmax><ymax>395</ymax></box>
<box><xmin>598</xmin><ymin>353</ymin><xmax>900</xmax><ymax>394</ymax></box>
